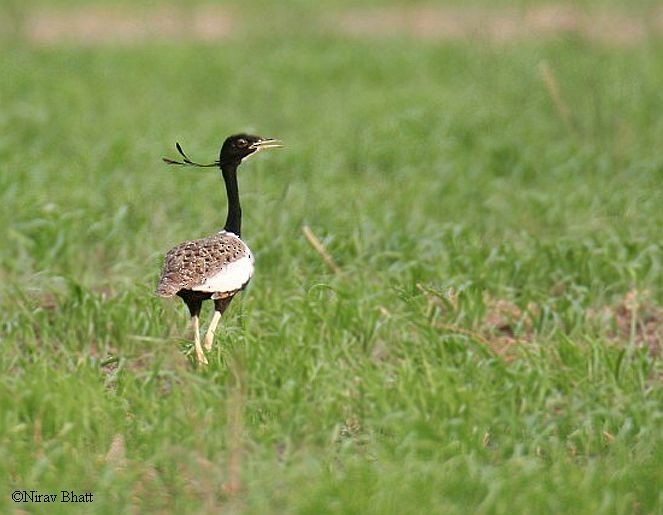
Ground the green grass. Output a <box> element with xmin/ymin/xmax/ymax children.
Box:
<box><xmin>1</xmin><ymin>12</ymin><xmax>663</xmax><ymax>514</ymax></box>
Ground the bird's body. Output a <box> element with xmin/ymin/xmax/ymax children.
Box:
<box><xmin>156</xmin><ymin>230</ymin><xmax>253</xmax><ymax>300</ymax></box>
<box><xmin>157</xmin><ymin>133</ymin><xmax>281</xmax><ymax>364</ymax></box>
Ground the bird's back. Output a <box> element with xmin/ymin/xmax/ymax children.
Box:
<box><xmin>156</xmin><ymin>231</ymin><xmax>253</xmax><ymax>298</ymax></box>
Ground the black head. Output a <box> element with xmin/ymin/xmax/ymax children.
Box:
<box><xmin>220</xmin><ymin>134</ymin><xmax>283</xmax><ymax>167</ymax></box>
<box><xmin>163</xmin><ymin>133</ymin><xmax>282</xmax><ymax>169</ymax></box>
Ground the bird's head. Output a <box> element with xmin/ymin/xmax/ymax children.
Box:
<box><xmin>220</xmin><ymin>134</ymin><xmax>283</xmax><ymax>166</ymax></box>
<box><xmin>163</xmin><ymin>133</ymin><xmax>283</xmax><ymax>169</ymax></box>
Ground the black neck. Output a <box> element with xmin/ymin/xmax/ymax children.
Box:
<box><xmin>221</xmin><ymin>161</ymin><xmax>241</xmax><ymax>236</ymax></box>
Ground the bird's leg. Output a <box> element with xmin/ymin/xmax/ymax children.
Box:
<box><xmin>192</xmin><ymin>315</ymin><xmax>208</xmax><ymax>364</ymax></box>
<box><xmin>204</xmin><ymin>296</ymin><xmax>234</xmax><ymax>352</ymax></box>
<box><xmin>182</xmin><ymin>295</ymin><xmax>207</xmax><ymax>365</ymax></box>
<box><xmin>204</xmin><ymin>310</ymin><xmax>222</xmax><ymax>352</ymax></box>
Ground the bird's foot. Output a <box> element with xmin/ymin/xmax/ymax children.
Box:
<box><xmin>195</xmin><ymin>349</ymin><xmax>209</xmax><ymax>365</ymax></box>
<box><xmin>203</xmin><ymin>331</ymin><xmax>215</xmax><ymax>352</ymax></box>
<box><xmin>191</xmin><ymin>315</ymin><xmax>207</xmax><ymax>365</ymax></box>
<box><xmin>193</xmin><ymin>339</ymin><xmax>208</xmax><ymax>365</ymax></box>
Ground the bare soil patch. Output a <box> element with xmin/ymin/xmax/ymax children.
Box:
<box><xmin>590</xmin><ymin>290</ymin><xmax>663</xmax><ymax>356</ymax></box>
<box><xmin>22</xmin><ymin>6</ymin><xmax>234</xmax><ymax>45</ymax></box>
<box><xmin>420</xmin><ymin>285</ymin><xmax>663</xmax><ymax>362</ymax></box>
<box><xmin>480</xmin><ymin>296</ymin><xmax>537</xmax><ymax>361</ymax></box>
<box><xmin>5</xmin><ymin>4</ymin><xmax>662</xmax><ymax>46</ymax></box>
<box><xmin>336</xmin><ymin>5</ymin><xmax>663</xmax><ymax>46</ymax></box>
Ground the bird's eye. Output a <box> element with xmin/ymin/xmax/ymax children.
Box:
<box><xmin>236</xmin><ymin>138</ymin><xmax>248</xmax><ymax>148</ymax></box>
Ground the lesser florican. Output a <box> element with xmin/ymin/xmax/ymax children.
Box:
<box><xmin>157</xmin><ymin>134</ymin><xmax>283</xmax><ymax>364</ymax></box>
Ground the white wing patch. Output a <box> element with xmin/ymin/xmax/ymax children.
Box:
<box><xmin>192</xmin><ymin>249</ymin><xmax>254</xmax><ymax>295</ymax></box>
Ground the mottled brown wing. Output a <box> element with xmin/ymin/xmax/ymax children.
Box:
<box><xmin>156</xmin><ymin>231</ymin><xmax>248</xmax><ymax>297</ymax></box>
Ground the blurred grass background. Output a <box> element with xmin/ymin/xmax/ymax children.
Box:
<box><xmin>1</xmin><ymin>1</ymin><xmax>662</xmax><ymax>513</ymax></box>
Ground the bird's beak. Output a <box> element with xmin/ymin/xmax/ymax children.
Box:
<box><xmin>251</xmin><ymin>138</ymin><xmax>284</xmax><ymax>150</ymax></box>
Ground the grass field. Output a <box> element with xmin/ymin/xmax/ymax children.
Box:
<box><xmin>1</xmin><ymin>2</ymin><xmax>663</xmax><ymax>513</ymax></box>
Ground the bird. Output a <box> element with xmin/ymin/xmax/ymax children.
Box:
<box><xmin>156</xmin><ymin>133</ymin><xmax>283</xmax><ymax>364</ymax></box>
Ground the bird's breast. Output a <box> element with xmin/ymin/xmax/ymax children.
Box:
<box><xmin>190</xmin><ymin>232</ymin><xmax>254</xmax><ymax>294</ymax></box>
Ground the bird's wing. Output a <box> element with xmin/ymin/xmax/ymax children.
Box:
<box><xmin>156</xmin><ymin>231</ymin><xmax>253</xmax><ymax>298</ymax></box>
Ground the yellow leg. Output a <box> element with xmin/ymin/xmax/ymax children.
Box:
<box><xmin>204</xmin><ymin>310</ymin><xmax>222</xmax><ymax>352</ymax></box>
<box><xmin>192</xmin><ymin>315</ymin><xmax>207</xmax><ymax>364</ymax></box>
